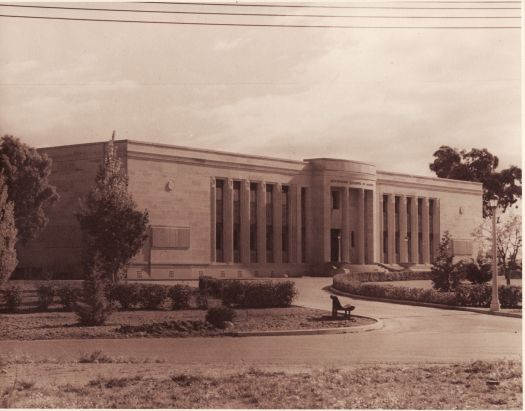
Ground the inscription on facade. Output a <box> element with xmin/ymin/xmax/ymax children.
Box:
<box><xmin>330</xmin><ymin>179</ymin><xmax>374</xmax><ymax>188</ymax></box>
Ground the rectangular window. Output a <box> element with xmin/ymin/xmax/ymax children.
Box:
<box><xmin>301</xmin><ymin>187</ymin><xmax>307</xmax><ymax>263</ymax></box>
<box><xmin>407</xmin><ymin>197</ymin><xmax>412</xmax><ymax>262</ymax></box>
<box><xmin>418</xmin><ymin>198</ymin><xmax>423</xmax><ymax>263</ymax></box>
<box><xmin>250</xmin><ymin>183</ymin><xmax>257</xmax><ymax>262</ymax></box>
<box><xmin>266</xmin><ymin>184</ymin><xmax>273</xmax><ymax>262</ymax></box>
<box><xmin>282</xmin><ymin>185</ymin><xmax>289</xmax><ymax>263</ymax></box>
<box><xmin>395</xmin><ymin>196</ymin><xmax>400</xmax><ymax>263</ymax></box>
<box><xmin>331</xmin><ymin>190</ymin><xmax>340</xmax><ymax>210</ymax></box>
<box><xmin>382</xmin><ymin>195</ymin><xmax>388</xmax><ymax>262</ymax></box>
<box><xmin>233</xmin><ymin>181</ymin><xmax>241</xmax><ymax>263</ymax></box>
<box><xmin>215</xmin><ymin>179</ymin><xmax>224</xmax><ymax>262</ymax></box>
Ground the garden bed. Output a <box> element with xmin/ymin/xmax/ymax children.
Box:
<box><xmin>0</xmin><ymin>307</ymin><xmax>374</xmax><ymax>340</ymax></box>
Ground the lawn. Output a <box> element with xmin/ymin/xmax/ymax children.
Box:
<box><xmin>0</xmin><ymin>307</ymin><xmax>374</xmax><ymax>340</ymax></box>
<box><xmin>0</xmin><ymin>356</ymin><xmax>521</xmax><ymax>409</ymax></box>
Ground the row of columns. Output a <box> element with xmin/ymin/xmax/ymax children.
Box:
<box><xmin>338</xmin><ymin>188</ymin><xmax>370</xmax><ymax>264</ymax></box>
<box><xmin>380</xmin><ymin>194</ymin><xmax>440</xmax><ymax>265</ymax></box>
<box><xmin>211</xmin><ymin>178</ymin><xmax>305</xmax><ymax>265</ymax></box>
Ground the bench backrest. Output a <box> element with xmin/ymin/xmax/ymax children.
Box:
<box><xmin>330</xmin><ymin>295</ymin><xmax>344</xmax><ymax>310</ymax></box>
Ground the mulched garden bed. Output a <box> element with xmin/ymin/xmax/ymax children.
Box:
<box><xmin>0</xmin><ymin>307</ymin><xmax>375</xmax><ymax>340</ymax></box>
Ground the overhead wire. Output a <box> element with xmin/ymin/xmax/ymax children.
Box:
<box><xmin>141</xmin><ymin>1</ymin><xmax>521</xmax><ymax>10</ymax></box>
<box><xmin>0</xmin><ymin>13</ymin><xmax>519</xmax><ymax>28</ymax></box>
<box><xmin>0</xmin><ymin>3</ymin><xmax>520</xmax><ymax>19</ymax></box>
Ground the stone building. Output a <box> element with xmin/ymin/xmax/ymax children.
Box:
<box><xmin>17</xmin><ymin>140</ymin><xmax>483</xmax><ymax>279</ymax></box>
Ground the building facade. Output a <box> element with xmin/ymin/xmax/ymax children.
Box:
<box><xmin>17</xmin><ymin>140</ymin><xmax>483</xmax><ymax>279</ymax></box>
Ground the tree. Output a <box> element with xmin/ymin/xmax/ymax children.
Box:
<box><xmin>75</xmin><ymin>252</ymin><xmax>113</xmax><ymax>325</ymax></box>
<box><xmin>0</xmin><ymin>135</ymin><xmax>59</xmax><ymax>243</ymax></box>
<box><xmin>429</xmin><ymin>146</ymin><xmax>521</xmax><ymax>217</ymax></box>
<box><xmin>472</xmin><ymin>211</ymin><xmax>522</xmax><ymax>286</ymax></box>
<box><xmin>0</xmin><ymin>174</ymin><xmax>18</xmax><ymax>285</ymax></box>
<box><xmin>76</xmin><ymin>133</ymin><xmax>149</xmax><ymax>282</ymax></box>
<box><xmin>431</xmin><ymin>231</ymin><xmax>463</xmax><ymax>292</ymax></box>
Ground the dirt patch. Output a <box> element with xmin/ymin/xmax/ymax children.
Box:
<box><xmin>0</xmin><ymin>307</ymin><xmax>373</xmax><ymax>340</ymax></box>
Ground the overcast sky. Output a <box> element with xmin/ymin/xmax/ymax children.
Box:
<box><xmin>0</xmin><ymin>1</ymin><xmax>521</xmax><ymax>176</ymax></box>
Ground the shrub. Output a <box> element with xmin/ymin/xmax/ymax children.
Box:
<box><xmin>168</xmin><ymin>285</ymin><xmax>192</xmax><ymax>310</ymax></box>
<box><xmin>205</xmin><ymin>306</ymin><xmax>236</xmax><ymax>328</ymax></box>
<box><xmin>221</xmin><ymin>280</ymin><xmax>247</xmax><ymax>307</ymax></box>
<box><xmin>337</xmin><ymin>271</ymin><xmax>433</xmax><ymax>283</ymax></box>
<box><xmin>220</xmin><ymin>280</ymin><xmax>297</xmax><ymax>308</ymax></box>
<box><xmin>75</xmin><ymin>268</ymin><xmax>113</xmax><ymax>326</ymax></box>
<box><xmin>198</xmin><ymin>276</ymin><xmax>223</xmax><ymax>298</ymax></box>
<box><xmin>36</xmin><ymin>284</ymin><xmax>55</xmax><ymax>311</ymax></box>
<box><xmin>110</xmin><ymin>283</ymin><xmax>141</xmax><ymax>310</ymax></box>
<box><xmin>2</xmin><ymin>286</ymin><xmax>22</xmax><ymax>312</ymax></box>
<box><xmin>138</xmin><ymin>284</ymin><xmax>168</xmax><ymax>310</ymax></box>
<box><xmin>464</xmin><ymin>257</ymin><xmax>492</xmax><ymax>285</ymax></box>
<box><xmin>455</xmin><ymin>284</ymin><xmax>492</xmax><ymax>307</ymax></box>
<box><xmin>498</xmin><ymin>285</ymin><xmax>522</xmax><ymax>308</ymax></box>
<box><xmin>196</xmin><ymin>292</ymin><xmax>208</xmax><ymax>309</ymax></box>
<box><xmin>57</xmin><ymin>285</ymin><xmax>81</xmax><ymax>311</ymax></box>
<box><xmin>431</xmin><ymin>232</ymin><xmax>463</xmax><ymax>291</ymax></box>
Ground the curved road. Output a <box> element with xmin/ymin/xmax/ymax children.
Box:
<box><xmin>1</xmin><ymin>277</ymin><xmax>521</xmax><ymax>370</ymax></box>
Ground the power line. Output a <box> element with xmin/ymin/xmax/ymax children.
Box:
<box><xmin>0</xmin><ymin>3</ymin><xmax>519</xmax><ymax>19</ymax></box>
<box><xmin>0</xmin><ymin>13</ymin><xmax>519</xmax><ymax>28</ymax></box>
<box><xmin>144</xmin><ymin>2</ymin><xmax>521</xmax><ymax>10</ymax></box>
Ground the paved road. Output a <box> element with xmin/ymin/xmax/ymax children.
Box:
<box><xmin>0</xmin><ymin>277</ymin><xmax>521</xmax><ymax>368</ymax></box>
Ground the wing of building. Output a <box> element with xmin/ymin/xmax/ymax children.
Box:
<box><xmin>16</xmin><ymin>140</ymin><xmax>483</xmax><ymax>280</ymax></box>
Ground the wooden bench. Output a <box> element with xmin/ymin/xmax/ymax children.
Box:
<box><xmin>330</xmin><ymin>295</ymin><xmax>355</xmax><ymax>319</ymax></box>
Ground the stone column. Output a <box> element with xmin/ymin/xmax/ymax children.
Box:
<box><xmin>432</xmin><ymin>198</ymin><xmax>441</xmax><ymax>262</ymax></box>
<box><xmin>365</xmin><ymin>190</ymin><xmax>375</xmax><ymax>264</ymax></box>
<box><xmin>421</xmin><ymin>197</ymin><xmax>430</xmax><ymax>264</ymax></box>
<box><xmin>210</xmin><ymin>177</ymin><xmax>216</xmax><ymax>263</ymax></box>
<box><xmin>256</xmin><ymin>182</ymin><xmax>266</xmax><ymax>264</ymax></box>
<box><xmin>341</xmin><ymin>188</ymin><xmax>350</xmax><ymax>263</ymax></box>
<box><xmin>273</xmin><ymin>183</ymin><xmax>283</xmax><ymax>264</ymax></box>
<box><xmin>294</xmin><ymin>185</ymin><xmax>302</xmax><ymax>264</ymax></box>
<box><xmin>410</xmin><ymin>196</ymin><xmax>419</xmax><ymax>264</ymax></box>
<box><xmin>223</xmin><ymin>178</ymin><xmax>234</xmax><ymax>263</ymax></box>
<box><xmin>387</xmin><ymin>194</ymin><xmax>396</xmax><ymax>264</ymax></box>
<box><xmin>240</xmin><ymin>180</ymin><xmax>251</xmax><ymax>264</ymax></box>
<box><xmin>357</xmin><ymin>188</ymin><xmax>366</xmax><ymax>264</ymax></box>
<box><xmin>399</xmin><ymin>195</ymin><xmax>408</xmax><ymax>264</ymax></box>
<box><xmin>378</xmin><ymin>194</ymin><xmax>384</xmax><ymax>263</ymax></box>
<box><xmin>288</xmin><ymin>184</ymin><xmax>296</xmax><ymax>264</ymax></box>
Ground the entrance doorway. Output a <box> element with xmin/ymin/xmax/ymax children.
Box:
<box><xmin>330</xmin><ymin>229</ymin><xmax>341</xmax><ymax>262</ymax></box>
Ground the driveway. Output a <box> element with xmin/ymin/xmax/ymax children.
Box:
<box><xmin>0</xmin><ymin>277</ymin><xmax>521</xmax><ymax>369</ymax></box>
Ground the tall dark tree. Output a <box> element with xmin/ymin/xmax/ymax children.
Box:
<box><xmin>0</xmin><ymin>135</ymin><xmax>59</xmax><ymax>243</ymax></box>
<box><xmin>76</xmin><ymin>133</ymin><xmax>149</xmax><ymax>282</ymax></box>
<box><xmin>0</xmin><ymin>174</ymin><xmax>18</xmax><ymax>285</ymax></box>
<box><xmin>430</xmin><ymin>146</ymin><xmax>521</xmax><ymax>217</ymax></box>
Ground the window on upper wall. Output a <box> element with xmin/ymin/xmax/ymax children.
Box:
<box><xmin>331</xmin><ymin>190</ymin><xmax>340</xmax><ymax>210</ymax></box>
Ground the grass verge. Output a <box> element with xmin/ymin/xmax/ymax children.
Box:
<box><xmin>0</xmin><ymin>360</ymin><xmax>521</xmax><ymax>408</ymax></box>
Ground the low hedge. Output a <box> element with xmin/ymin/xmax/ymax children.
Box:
<box><xmin>333</xmin><ymin>274</ymin><xmax>522</xmax><ymax>308</ymax></box>
<box><xmin>335</xmin><ymin>271</ymin><xmax>433</xmax><ymax>283</ymax></box>
<box><xmin>199</xmin><ymin>277</ymin><xmax>297</xmax><ymax>308</ymax></box>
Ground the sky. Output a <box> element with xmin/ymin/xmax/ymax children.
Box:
<box><xmin>0</xmin><ymin>1</ymin><xmax>521</xmax><ymax>176</ymax></box>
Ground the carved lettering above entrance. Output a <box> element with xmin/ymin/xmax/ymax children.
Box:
<box><xmin>330</xmin><ymin>179</ymin><xmax>374</xmax><ymax>188</ymax></box>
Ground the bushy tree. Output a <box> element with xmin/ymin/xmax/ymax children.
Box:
<box><xmin>431</xmin><ymin>231</ymin><xmax>463</xmax><ymax>291</ymax></box>
<box><xmin>0</xmin><ymin>174</ymin><xmax>17</xmax><ymax>285</ymax></box>
<box><xmin>429</xmin><ymin>146</ymin><xmax>521</xmax><ymax>217</ymax></box>
<box><xmin>0</xmin><ymin>135</ymin><xmax>59</xmax><ymax>243</ymax></box>
<box><xmin>472</xmin><ymin>211</ymin><xmax>522</xmax><ymax>285</ymax></box>
<box><xmin>463</xmin><ymin>254</ymin><xmax>492</xmax><ymax>285</ymax></box>
<box><xmin>76</xmin><ymin>133</ymin><xmax>149</xmax><ymax>282</ymax></box>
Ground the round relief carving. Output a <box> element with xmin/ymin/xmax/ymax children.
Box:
<box><xmin>459</xmin><ymin>206</ymin><xmax>464</xmax><ymax>215</ymax></box>
<box><xmin>165</xmin><ymin>179</ymin><xmax>175</xmax><ymax>192</ymax></box>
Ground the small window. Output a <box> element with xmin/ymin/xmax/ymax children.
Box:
<box><xmin>169</xmin><ymin>271</ymin><xmax>174</xmax><ymax>278</ymax></box>
<box><xmin>332</xmin><ymin>190</ymin><xmax>340</xmax><ymax>210</ymax></box>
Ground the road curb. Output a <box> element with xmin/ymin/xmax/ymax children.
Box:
<box><xmin>230</xmin><ymin>315</ymin><xmax>383</xmax><ymax>337</ymax></box>
<box><xmin>327</xmin><ymin>286</ymin><xmax>522</xmax><ymax>319</ymax></box>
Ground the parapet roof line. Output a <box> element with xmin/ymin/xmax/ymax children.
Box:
<box><xmin>377</xmin><ymin>169</ymin><xmax>483</xmax><ymax>187</ymax></box>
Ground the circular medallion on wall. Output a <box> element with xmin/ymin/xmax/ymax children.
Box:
<box><xmin>459</xmin><ymin>206</ymin><xmax>464</xmax><ymax>215</ymax></box>
<box><xmin>165</xmin><ymin>179</ymin><xmax>175</xmax><ymax>192</ymax></box>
